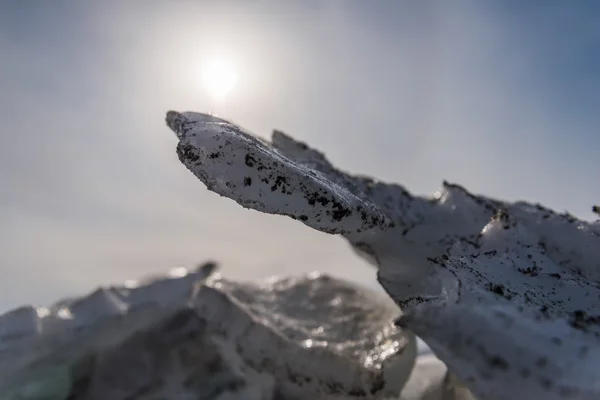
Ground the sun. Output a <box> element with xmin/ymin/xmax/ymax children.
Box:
<box><xmin>201</xmin><ymin>59</ymin><xmax>238</xmax><ymax>99</ymax></box>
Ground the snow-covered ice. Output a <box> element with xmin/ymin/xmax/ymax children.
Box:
<box><xmin>166</xmin><ymin>110</ymin><xmax>600</xmax><ymax>400</ymax></box>
<box><xmin>0</xmin><ymin>263</ymin><xmax>419</xmax><ymax>399</ymax></box>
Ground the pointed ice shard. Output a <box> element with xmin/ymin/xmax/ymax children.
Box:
<box><xmin>166</xmin><ymin>111</ymin><xmax>391</xmax><ymax>235</ymax></box>
<box><xmin>166</xmin><ymin>110</ymin><xmax>600</xmax><ymax>400</ymax></box>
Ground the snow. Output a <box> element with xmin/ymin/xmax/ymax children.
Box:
<box><xmin>166</xmin><ymin>111</ymin><xmax>390</xmax><ymax>235</ymax></box>
<box><xmin>165</xmin><ymin>110</ymin><xmax>600</xmax><ymax>400</ymax></box>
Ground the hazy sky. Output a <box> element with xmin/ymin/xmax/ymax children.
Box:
<box><xmin>1</xmin><ymin>1</ymin><xmax>599</xmax><ymax>312</ymax></box>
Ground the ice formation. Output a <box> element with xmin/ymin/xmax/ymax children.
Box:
<box><xmin>166</xmin><ymin>110</ymin><xmax>600</xmax><ymax>400</ymax></box>
<box><xmin>0</xmin><ymin>263</ymin><xmax>418</xmax><ymax>399</ymax></box>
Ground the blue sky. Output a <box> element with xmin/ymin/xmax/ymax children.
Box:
<box><xmin>0</xmin><ymin>1</ymin><xmax>599</xmax><ymax>312</ymax></box>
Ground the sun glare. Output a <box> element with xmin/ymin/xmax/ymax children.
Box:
<box><xmin>201</xmin><ymin>59</ymin><xmax>238</xmax><ymax>99</ymax></box>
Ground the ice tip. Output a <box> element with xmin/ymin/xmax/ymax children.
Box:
<box><xmin>166</xmin><ymin>110</ymin><xmax>186</xmax><ymax>139</ymax></box>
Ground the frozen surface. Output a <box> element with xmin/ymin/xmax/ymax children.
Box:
<box><xmin>166</xmin><ymin>111</ymin><xmax>600</xmax><ymax>400</ymax></box>
<box><xmin>166</xmin><ymin>111</ymin><xmax>390</xmax><ymax>235</ymax></box>
<box><xmin>0</xmin><ymin>263</ymin><xmax>417</xmax><ymax>399</ymax></box>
